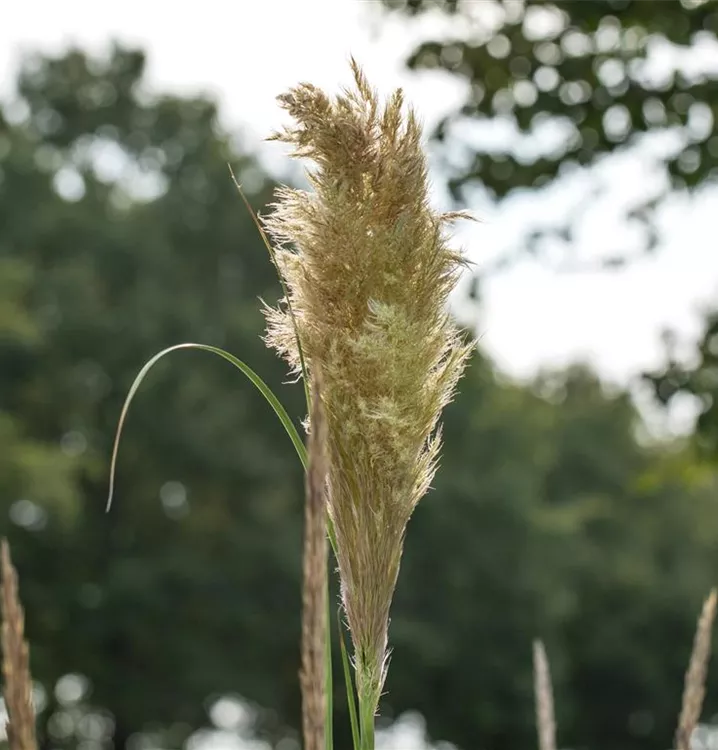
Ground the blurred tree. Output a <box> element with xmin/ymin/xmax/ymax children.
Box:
<box><xmin>645</xmin><ymin>311</ymin><xmax>718</xmax><ymax>456</ymax></box>
<box><xmin>388</xmin><ymin>361</ymin><xmax>718</xmax><ymax>750</ymax></box>
<box><xmin>378</xmin><ymin>0</ymin><xmax>718</xmax><ymax>270</ymax></box>
<box><xmin>2</xmin><ymin>42</ymin><xmax>718</xmax><ymax>750</ymax></box>
<box><xmin>0</xmin><ymin>43</ymin><xmax>307</xmax><ymax>749</ymax></box>
<box><xmin>0</xmin><ymin>256</ymin><xmax>80</xmax><ymax>525</ymax></box>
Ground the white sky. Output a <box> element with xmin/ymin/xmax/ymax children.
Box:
<box><xmin>3</xmin><ymin>0</ymin><xmax>718</xmax><ymax>434</ymax></box>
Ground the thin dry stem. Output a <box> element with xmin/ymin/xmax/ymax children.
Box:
<box><xmin>1</xmin><ymin>539</ymin><xmax>37</xmax><ymax>750</ymax></box>
<box><xmin>533</xmin><ymin>640</ymin><xmax>557</xmax><ymax>750</ymax></box>
<box><xmin>676</xmin><ymin>588</ymin><xmax>717</xmax><ymax>750</ymax></box>
<box><xmin>300</xmin><ymin>377</ymin><xmax>329</xmax><ymax>750</ymax></box>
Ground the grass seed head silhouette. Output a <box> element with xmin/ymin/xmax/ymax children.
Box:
<box><xmin>264</xmin><ymin>59</ymin><xmax>472</xmax><ymax>719</ymax></box>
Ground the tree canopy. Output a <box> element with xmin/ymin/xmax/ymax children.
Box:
<box><xmin>380</xmin><ymin>0</ymin><xmax>718</xmax><ymax>270</ymax></box>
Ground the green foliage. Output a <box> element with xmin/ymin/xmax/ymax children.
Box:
<box><xmin>646</xmin><ymin>312</ymin><xmax>718</xmax><ymax>457</ymax></box>
<box><xmin>380</xmin><ymin>0</ymin><xmax>718</xmax><ymax>267</ymax></box>
<box><xmin>2</xmin><ymin>42</ymin><xmax>718</xmax><ymax>750</ymax></box>
<box><xmin>388</xmin><ymin>360</ymin><xmax>718</xmax><ymax>750</ymax></box>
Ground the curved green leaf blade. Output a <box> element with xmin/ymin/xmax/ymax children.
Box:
<box><xmin>106</xmin><ymin>342</ymin><xmax>307</xmax><ymax>511</ymax></box>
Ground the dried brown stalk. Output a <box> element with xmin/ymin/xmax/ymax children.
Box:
<box><xmin>676</xmin><ymin>588</ymin><xmax>717</xmax><ymax>750</ymax></box>
<box><xmin>264</xmin><ymin>58</ymin><xmax>472</xmax><ymax>720</ymax></box>
<box><xmin>300</xmin><ymin>377</ymin><xmax>329</xmax><ymax>750</ymax></box>
<box><xmin>1</xmin><ymin>539</ymin><xmax>37</xmax><ymax>750</ymax></box>
<box><xmin>533</xmin><ymin>639</ymin><xmax>557</xmax><ymax>750</ymax></box>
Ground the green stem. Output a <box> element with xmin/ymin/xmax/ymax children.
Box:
<box><xmin>324</xmin><ymin>580</ymin><xmax>333</xmax><ymax>750</ymax></box>
<box><xmin>359</xmin><ymin>696</ymin><xmax>375</xmax><ymax>750</ymax></box>
<box><xmin>339</xmin><ymin>617</ymin><xmax>361</xmax><ymax>750</ymax></box>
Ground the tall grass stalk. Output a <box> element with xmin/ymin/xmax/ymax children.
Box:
<box><xmin>533</xmin><ymin>640</ymin><xmax>556</xmax><ymax>750</ymax></box>
<box><xmin>676</xmin><ymin>588</ymin><xmax>717</xmax><ymax>750</ymax></box>
<box><xmin>262</xmin><ymin>59</ymin><xmax>472</xmax><ymax>739</ymax></box>
<box><xmin>300</xmin><ymin>378</ymin><xmax>329</xmax><ymax>750</ymax></box>
<box><xmin>0</xmin><ymin>540</ymin><xmax>37</xmax><ymax>750</ymax></box>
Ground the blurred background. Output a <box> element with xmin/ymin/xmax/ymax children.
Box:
<box><xmin>2</xmin><ymin>1</ymin><xmax>718</xmax><ymax>749</ymax></box>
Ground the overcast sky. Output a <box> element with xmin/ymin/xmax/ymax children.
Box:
<box><xmin>3</xmin><ymin>0</ymin><xmax>718</xmax><ymax>435</ymax></box>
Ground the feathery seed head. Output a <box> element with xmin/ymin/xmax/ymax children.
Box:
<box><xmin>264</xmin><ymin>59</ymin><xmax>472</xmax><ymax>714</ymax></box>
